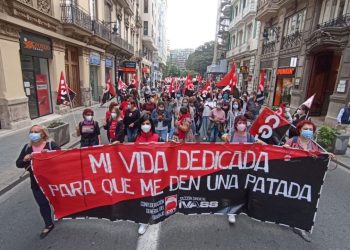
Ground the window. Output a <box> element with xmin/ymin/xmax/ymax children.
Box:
<box><xmin>143</xmin><ymin>21</ymin><xmax>148</xmax><ymax>36</ymax></box>
<box><xmin>246</xmin><ymin>23</ymin><xmax>252</xmax><ymax>40</ymax></box>
<box><xmin>144</xmin><ymin>0</ymin><xmax>148</xmax><ymax>13</ymax></box>
<box><xmin>319</xmin><ymin>0</ymin><xmax>349</xmax><ymax>24</ymax></box>
<box><xmin>105</xmin><ymin>2</ymin><xmax>112</xmax><ymax>23</ymax></box>
<box><xmin>89</xmin><ymin>0</ymin><xmax>97</xmax><ymax>20</ymax></box>
<box><xmin>284</xmin><ymin>9</ymin><xmax>306</xmax><ymax>36</ymax></box>
<box><xmin>235</xmin><ymin>6</ymin><xmax>238</xmax><ymax>17</ymax></box>
<box><xmin>243</xmin><ymin>0</ymin><xmax>247</xmax><ymax>9</ymax></box>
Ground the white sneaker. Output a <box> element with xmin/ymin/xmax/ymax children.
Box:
<box><xmin>138</xmin><ymin>224</ymin><xmax>148</xmax><ymax>235</ymax></box>
<box><xmin>228</xmin><ymin>214</ymin><xmax>236</xmax><ymax>224</ymax></box>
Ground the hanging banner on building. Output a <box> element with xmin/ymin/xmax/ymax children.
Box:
<box><xmin>250</xmin><ymin>107</ymin><xmax>291</xmax><ymax>145</ymax></box>
<box><xmin>32</xmin><ymin>143</ymin><xmax>329</xmax><ymax>233</ymax></box>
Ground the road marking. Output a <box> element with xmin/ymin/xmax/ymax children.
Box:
<box><xmin>136</xmin><ymin>223</ymin><xmax>161</xmax><ymax>250</ymax></box>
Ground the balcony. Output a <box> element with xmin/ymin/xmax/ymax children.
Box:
<box><xmin>7</xmin><ymin>0</ymin><xmax>60</xmax><ymax>31</ymax></box>
<box><xmin>256</xmin><ymin>0</ymin><xmax>280</xmax><ymax>22</ymax></box>
<box><xmin>316</xmin><ymin>14</ymin><xmax>350</xmax><ymax>29</ymax></box>
<box><xmin>119</xmin><ymin>0</ymin><xmax>134</xmax><ymax>16</ymax></box>
<box><xmin>91</xmin><ymin>20</ymin><xmax>111</xmax><ymax>45</ymax></box>
<box><xmin>142</xmin><ymin>35</ymin><xmax>157</xmax><ymax>51</ymax></box>
<box><xmin>281</xmin><ymin>31</ymin><xmax>302</xmax><ymax>50</ymax></box>
<box><xmin>111</xmin><ymin>34</ymin><xmax>134</xmax><ymax>55</ymax></box>
<box><xmin>61</xmin><ymin>3</ymin><xmax>93</xmax><ymax>38</ymax></box>
<box><xmin>262</xmin><ymin>40</ymin><xmax>276</xmax><ymax>55</ymax></box>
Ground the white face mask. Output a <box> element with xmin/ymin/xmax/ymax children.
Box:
<box><xmin>237</xmin><ymin>124</ymin><xmax>247</xmax><ymax>132</ymax></box>
<box><xmin>233</xmin><ymin>104</ymin><xmax>239</xmax><ymax>110</ymax></box>
<box><xmin>111</xmin><ymin>113</ymin><xmax>117</xmax><ymax>119</ymax></box>
<box><xmin>141</xmin><ymin>124</ymin><xmax>151</xmax><ymax>133</ymax></box>
<box><xmin>85</xmin><ymin>116</ymin><xmax>93</xmax><ymax>121</ymax></box>
<box><xmin>297</xmin><ymin>109</ymin><xmax>302</xmax><ymax>115</ymax></box>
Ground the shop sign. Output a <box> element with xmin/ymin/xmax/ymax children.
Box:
<box><xmin>20</xmin><ymin>32</ymin><xmax>52</xmax><ymax>59</ymax></box>
<box><xmin>90</xmin><ymin>53</ymin><xmax>101</xmax><ymax>65</ymax></box>
<box><xmin>337</xmin><ymin>80</ymin><xmax>347</xmax><ymax>93</ymax></box>
<box><xmin>290</xmin><ymin>57</ymin><xmax>298</xmax><ymax>67</ymax></box>
<box><xmin>277</xmin><ymin>68</ymin><xmax>295</xmax><ymax>76</ymax></box>
<box><xmin>240</xmin><ymin>66</ymin><xmax>249</xmax><ymax>74</ymax></box>
<box><xmin>124</xmin><ymin>61</ymin><xmax>137</xmax><ymax>68</ymax></box>
<box><xmin>119</xmin><ymin>67</ymin><xmax>137</xmax><ymax>73</ymax></box>
<box><xmin>105</xmin><ymin>57</ymin><xmax>113</xmax><ymax>68</ymax></box>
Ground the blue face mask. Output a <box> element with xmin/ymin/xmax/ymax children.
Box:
<box><xmin>301</xmin><ymin>130</ymin><xmax>313</xmax><ymax>139</ymax></box>
<box><xmin>29</xmin><ymin>132</ymin><xmax>41</xmax><ymax>142</ymax></box>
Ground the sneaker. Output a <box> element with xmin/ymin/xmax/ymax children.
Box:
<box><xmin>138</xmin><ymin>224</ymin><xmax>149</xmax><ymax>235</ymax></box>
<box><xmin>202</xmin><ymin>137</ymin><xmax>207</xmax><ymax>141</ymax></box>
<box><xmin>228</xmin><ymin>214</ymin><xmax>236</xmax><ymax>224</ymax></box>
<box><xmin>293</xmin><ymin>228</ymin><xmax>311</xmax><ymax>242</ymax></box>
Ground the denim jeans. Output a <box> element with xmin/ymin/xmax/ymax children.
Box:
<box><xmin>127</xmin><ymin>128</ymin><xmax>138</xmax><ymax>142</ymax></box>
<box><xmin>155</xmin><ymin>129</ymin><xmax>167</xmax><ymax>141</ymax></box>
<box><xmin>210</xmin><ymin>125</ymin><xmax>219</xmax><ymax>142</ymax></box>
<box><xmin>32</xmin><ymin>188</ymin><xmax>53</xmax><ymax>227</ymax></box>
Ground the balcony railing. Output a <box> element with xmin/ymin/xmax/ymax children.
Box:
<box><xmin>92</xmin><ymin>20</ymin><xmax>111</xmax><ymax>41</ymax></box>
<box><xmin>17</xmin><ymin>0</ymin><xmax>53</xmax><ymax>16</ymax></box>
<box><xmin>111</xmin><ymin>34</ymin><xmax>134</xmax><ymax>54</ymax></box>
<box><xmin>281</xmin><ymin>31</ymin><xmax>303</xmax><ymax>50</ymax></box>
<box><xmin>61</xmin><ymin>3</ymin><xmax>92</xmax><ymax>32</ymax></box>
<box><xmin>316</xmin><ymin>14</ymin><xmax>350</xmax><ymax>29</ymax></box>
<box><xmin>262</xmin><ymin>41</ymin><xmax>276</xmax><ymax>54</ymax></box>
<box><xmin>257</xmin><ymin>0</ymin><xmax>282</xmax><ymax>10</ymax></box>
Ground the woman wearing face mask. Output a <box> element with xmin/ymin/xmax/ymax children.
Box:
<box><xmin>104</xmin><ymin>107</ymin><xmax>125</xmax><ymax>143</ymax></box>
<box><xmin>76</xmin><ymin>108</ymin><xmax>101</xmax><ymax>147</ymax></box>
<box><xmin>151</xmin><ymin>102</ymin><xmax>171</xmax><ymax>141</ymax></box>
<box><xmin>123</xmin><ymin>99</ymin><xmax>141</xmax><ymax>142</ymax></box>
<box><xmin>227</xmin><ymin>100</ymin><xmax>243</xmax><ymax>135</ymax></box>
<box><xmin>289</xmin><ymin>105</ymin><xmax>310</xmax><ymax>138</ymax></box>
<box><xmin>16</xmin><ymin>125</ymin><xmax>60</xmax><ymax>238</ymax></box>
<box><xmin>175</xmin><ymin>107</ymin><xmax>195</xmax><ymax>142</ymax></box>
<box><xmin>209</xmin><ymin>101</ymin><xmax>226</xmax><ymax>142</ymax></box>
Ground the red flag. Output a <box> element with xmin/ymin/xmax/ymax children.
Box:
<box><xmin>131</xmin><ymin>75</ymin><xmax>139</xmax><ymax>89</ymax></box>
<box><xmin>196</xmin><ymin>74</ymin><xmax>202</xmax><ymax>82</ymax></box>
<box><xmin>216</xmin><ymin>65</ymin><xmax>237</xmax><ymax>89</ymax></box>
<box><xmin>275</xmin><ymin>102</ymin><xmax>285</xmax><ymax>117</ymax></box>
<box><xmin>259</xmin><ymin>70</ymin><xmax>265</xmax><ymax>92</ymax></box>
<box><xmin>57</xmin><ymin>71</ymin><xmax>76</xmax><ymax>106</ymax></box>
<box><xmin>106</xmin><ymin>74</ymin><xmax>116</xmax><ymax>97</ymax></box>
<box><xmin>201</xmin><ymin>81</ymin><xmax>211</xmax><ymax>94</ymax></box>
<box><xmin>169</xmin><ymin>77</ymin><xmax>174</xmax><ymax>94</ymax></box>
<box><xmin>118</xmin><ymin>77</ymin><xmax>127</xmax><ymax>91</ymax></box>
<box><xmin>186</xmin><ymin>73</ymin><xmax>194</xmax><ymax>90</ymax></box>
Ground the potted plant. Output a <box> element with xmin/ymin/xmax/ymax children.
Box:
<box><xmin>316</xmin><ymin>125</ymin><xmax>336</xmax><ymax>152</ymax></box>
<box><xmin>47</xmin><ymin>120</ymin><xmax>70</xmax><ymax>147</ymax></box>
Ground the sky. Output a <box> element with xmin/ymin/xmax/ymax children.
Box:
<box><xmin>167</xmin><ymin>0</ymin><xmax>217</xmax><ymax>50</ymax></box>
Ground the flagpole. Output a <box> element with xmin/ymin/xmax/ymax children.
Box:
<box><xmin>65</xmin><ymin>81</ymin><xmax>78</xmax><ymax>128</ymax></box>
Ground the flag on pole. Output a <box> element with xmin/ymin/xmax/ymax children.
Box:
<box><xmin>222</xmin><ymin>85</ymin><xmax>231</xmax><ymax>92</ymax></box>
<box><xmin>169</xmin><ymin>77</ymin><xmax>174</xmax><ymax>94</ymax></box>
<box><xmin>118</xmin><ymin>77</ymin><xmax>127</xmax><ymax>91</ymax></box>
<box><xmin>300</xmin><ymin>94</ymin><xmax>316</xmax><ymax>109</ymax></box>
<box><xmin>258</xmin><ymin>70</ymin><xmax>265</xmax><ymax>92</ymax></box>
<box><xmin>201</xmin><ymin>81</ymin><xmax>211</xmax><ymax>94</ymax></box>
<box><xmin>56</xmin><ymin>71</ymin><xmax>76</xmax><ymax>106</ymax></box>
<box><xmin>216</xmin><ymin>64</ymin><xmax>237</xmax><ymax>90</ymax></box>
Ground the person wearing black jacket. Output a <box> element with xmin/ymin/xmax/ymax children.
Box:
<box><xmin>104</xmin><ymin>107</ymin><xmax>125</xmax><ymax>143</ymax></box>
<box><xmin>16</xmin><ymin>125</ymin><xmax>60</xmax><ymax>239</ymax></box>
<box><xmin>123</xmin><ymin>99</ymin><xmax>141</xmax><ymax>142</ymax></box>
<box><xmin>289</xmin><ymin>104</ymin><xmax>310</xmax><ymax>138</ymax></box>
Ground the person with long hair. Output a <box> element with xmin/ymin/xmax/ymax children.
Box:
<box><xmin>123</xmin><ymin>99</ymin><xmax>141</xmax><ymax>142</ymax></box>
<box><xmin>16</xmin><ymin>125</ymin><xmax>60</xmax><ymax>238</ymax></box>
<box><xmin>175</xmin><ymin>107</ymin><xmax>194</xmax><ymax>142</ymax></box>
<box><xmin>104</xmin><ymin>107</ymin><xmax>125</xmax><ymax>143</ymax></box>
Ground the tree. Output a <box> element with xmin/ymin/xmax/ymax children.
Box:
<box><xmin>186</xmin><ymin>41</ymin><xmax>215</xmax><ymax>76</ymax></box>
<box><xmin>164</xmin><ymin>64</ymin><xmax>181</xmax><ymax>77</ymax></box>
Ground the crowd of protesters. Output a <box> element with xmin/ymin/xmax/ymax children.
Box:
<box><xmin>17</xmin><ymin>77</ymin><xmax>334</xmax><ymax>241</ymax></box>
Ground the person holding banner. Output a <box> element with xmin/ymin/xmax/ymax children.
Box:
<box><xmin>76</xmin><ymin>109</ymin><xmax>101</xmax><ymax>147</ymax></box>
<box><xmin>104</xmin><ymin>107</ymin><xmax>125</xmax><ymax>143</ymax></box>
<box><xmin>16</xmin><ymin>125</ymin><xmax>60</xmax><ymax>239</ymax></box>
<box><xmin>284</xmin><ymin>120</ymin><xmax>319</xmax><ymax>152</ymax></box>
<box><xmin>229</xmin><ymin>115</ymin><xmax>256</xmax><ymax>143</ymax></box>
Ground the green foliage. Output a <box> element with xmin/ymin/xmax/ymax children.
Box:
<box><xmin>164</xmin><ymin>64</ymin><xmax>181</xmax><ymax>77</ymax></box>
<box><xmin>48</xmin><ymin>120</ymin><xmax>66</xmax><ymax>129</ymax></box>
<box><xmin>186</xmin><ymin>41</ymin><xmax>215</xmax><ymax>76</ymax></box>
<box><xmin>317</xmin><ymin>125</ymin><xmax>337</xmax><ymax>151</ymax></box>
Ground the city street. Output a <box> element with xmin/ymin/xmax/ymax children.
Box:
<box><xmin>0</xmin><ymin>151</ymin><xmax>349</xmax><ymax>250</ymax></box>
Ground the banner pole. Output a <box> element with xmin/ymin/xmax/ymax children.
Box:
<box><xmin>65</xmin><ymin>81</ymin><xmax>78</xmax><ymax>128</ymax></box>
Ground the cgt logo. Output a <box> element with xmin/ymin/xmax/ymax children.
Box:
<box><xmin>165</xmin><ymin>195</ymin><xmax>177</xmax><ymax>216</ymax></box>
<box><xmin>256</xmin><ymin>114</ymin><xmax>280</xmax><ymax>139</ymax></box>
<box><xmin>179</xmin><ymin>201</ymin><xmax>219</xmax><ymax>209</ymax></box>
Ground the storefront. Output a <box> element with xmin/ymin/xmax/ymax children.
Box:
<box><xmin>119</xmin><ymin>61</ymin><xmax>137</xmax><ymax>84</ymax></box>
<box><xmin>20</xmin><ymin>32</ymin><xmax>53</xmax><ymax>119</ymax></box>
<box><xmin>273</xmin><ymin>67</ymin><xmax>295</xmax><ymax>106</ymax></box>
<box><xmin>90</xmin><ymin>52</ymin><xmax>100</xmax><ymax>102</ymax></box>
<box><xmin>105</xmin><ymin>56</ymin><xmax>113</xmax><ymax>80</ymax></box>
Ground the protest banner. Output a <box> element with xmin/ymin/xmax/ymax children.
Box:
<box><xmin>32</xmin><ymin>143</ymin><xmax>329</xmax><ymax>232</ymax></box>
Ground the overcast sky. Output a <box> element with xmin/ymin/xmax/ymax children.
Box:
<box><xmin>167</xmin><ymin>0</ymin><xmax>217</xmax><ymax>50</ymax></box>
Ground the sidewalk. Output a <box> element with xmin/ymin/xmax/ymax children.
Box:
<box><xmin>0</xmin><ymin>104</ymin><xmax>108</xmax><ymax>194</ymax></box>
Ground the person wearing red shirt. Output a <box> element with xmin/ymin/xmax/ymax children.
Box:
<box><xmin>104</xmin><ymin>107</ymin><xmax>125</xmax><ymax>143</ymax></box>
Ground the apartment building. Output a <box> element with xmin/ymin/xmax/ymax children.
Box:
<box><xmin>226</xmin><ymin>0</ymin><xmax>261</xmax><ymax>93</ymax></box>
<box><xmin>255</xmin><ymin>0</ymin><xmax>350</xmax><ymax>124</ymax></box>
<box><xmin>168</xmin><ymin>48</ymin><xmax>195</xmax><ymax>71</ymax></box>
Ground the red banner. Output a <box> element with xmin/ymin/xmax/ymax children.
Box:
<box><xmin>32</xmin><ymin>143</ymin><xmax>329</xmax><ymax>232</ymax></box>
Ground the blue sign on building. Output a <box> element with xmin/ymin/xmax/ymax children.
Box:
<box><xmin>90</xmin><ymin>53</ymin><xmax>100</xmax><ymax>65</ymax></box>
<box><xmin>105</xmin><ymin>57</ymin><xmax>113</xmax><ymax>68</ymax></box>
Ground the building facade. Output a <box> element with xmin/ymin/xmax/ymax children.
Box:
<box><xmin>226</xmin><ymin>0</ymin><xmax>261</xmax><ymax>93</ymax></box>
<box><xmin>168</xmin><ymin>48</ymin><xmax>195</xmax><ymax>71</ymax></box>
<box><xmin>255</xmin><ymin>0</ymin><xmax>350</xmax><ymax>125</ymax></box>
<box><xmin>0</xmin><ymin>0</ymin><xmax>167</xmax><ymax>129</ymax></box>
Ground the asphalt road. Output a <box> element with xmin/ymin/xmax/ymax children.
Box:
<box><xmin>1</xmin><ymin>130</ymin><xmax>350</xmax><ymax>249</ymax></box>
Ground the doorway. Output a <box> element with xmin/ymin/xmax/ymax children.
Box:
<box><xmin>65</xmin><ymin>46</ymin><xmax>81</xmax><ymax>107</ymax></box>
<box><xmin>307</xmin><ymin>51</ymin><xmax>340</xmax><ymax>116</ymax></box>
